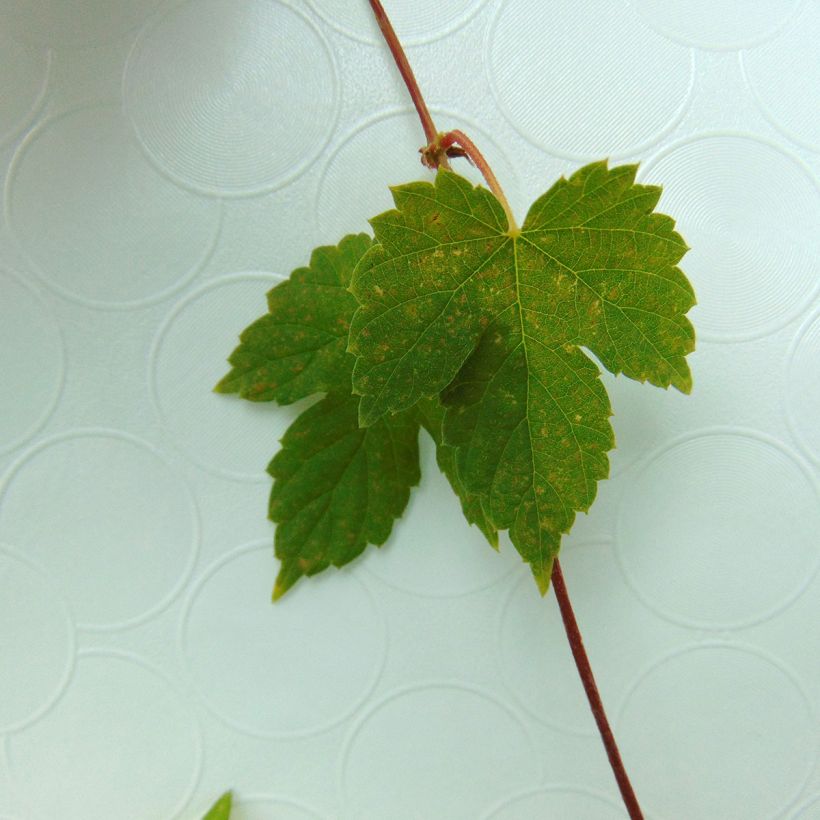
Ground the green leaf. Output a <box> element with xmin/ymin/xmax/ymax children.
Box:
<box><xmin>216</xmin><ymin>233</ymin><xmax>371</xmax><ymax>404</ymax></box>
<box><xmin>202</xmin><ymin>791</ymin><xmax>232</xmax><ymax>820</ymax></box>
<box><xmin>269</xmin><ymin>390</ymin><xmax>420</xmax><ymax>599</ymax></box>
<box><xmin>349</xmin><ymin>164</ymin><xmax>695</xmax><ymax>590</ymax></box>
<box><xmin>416</xmin><ymin>397</ymin><xmax>498</xmax><ymax>549</ymax></box>
<box><xmin>216</xmin><ymin>234</ymin><xmax>422</xmax><ymax>598</ymax></box>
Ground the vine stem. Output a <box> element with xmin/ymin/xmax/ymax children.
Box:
<box><xmin>366</xmin><ymin>0</ymin><xmax>523</xmax><ymax>231</ymax></box>
<box><xmin>367</xmin><ymin>2</ymin><xmax>645</xmax><ymax>817</ymax></box>
<box><xmin>551</xmin><ymin>559</ymin><xmax>644</xmax><ymax>820</ymax></box>
<box><xmin>366</xmin><ymin>0</ymin><xmax>444</xmax><ymax>158</ymax></box>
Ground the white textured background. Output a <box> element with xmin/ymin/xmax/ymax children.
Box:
<box><xmin>1</xmin><ymin>1</ymin><xmax>819</xmax><ymax>818</ymax></box>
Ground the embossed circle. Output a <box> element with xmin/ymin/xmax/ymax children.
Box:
<box><xmin>743</xmin><ymin>6</ymin><xmax>820</xmax><ymax>152</ymax></box>
<box><xmin>5</xmin><ymin>105</ymin><xmax>221</xmax><ymax>308</ymax></box>
<box><xmin>0</xmin><ymin>548</ymin><xmax>74</xmax><ymax>733</ymax></box>
<box><xmin>363</xmin><ymin>435</ymin><xmax>515</xmax><ymax>597</ymax></box>
<box><xmin>181</xmin><ymin>542</ymin><xmax>386</xmax><ymax>738</ymax></box>
<box><xmin>316</xmin><ymin>108</ymin><xmax>519</xmax><ymax>242</ymax></box>
<box><xmin>341</xmin><ymin>683</ymin><xmax>538</xmax><ymax>819</ymax></box>
<box><xmin>488</xmin><ymin>0</ymin><xmax>692</xmax><ymax>159</ymax></box>
<box><xmin>616</xmin><ymin>429</ymin><xmax>820</xmax><ymax>630</ymax></box>
<box><xmin>308</xmin><ymin>0</ymin><xmax>490</xmax><ymax>45</ymax></box>
<box><xmin>151</xmin><ymin>273</ymin><xmax>319</xmax><ymax>481</ymax></box>
<box><xmin>0</xmin><ymin>430</ymin><xmax>198</xmax><ymax>630</ymax></box>
<box><xmin>641</xmin><ymin>133</ymin><xmax>820</xmax><ymax>342</ymax></box>
<box><xmin>787</xmin><ymin>308</ymin><xmax>820</xmax><ymax>465</ymax></box>
<box><xmin>0</xmin><ymin>0</ymin><xmax>161</xmax><ymax>48</ymax></box>
<box><xmin>0</xmin><ymin>33</ymin><xmax>49</xmax><ymax>147</ymax></box>
<box><xmin>124</xmin><ymin>0</ymin><xmax>337</xmax><ymax>196</ymax></box>
<box><xmin>792</xmin><ymin>795</ymin><xmax>820</xmax><ymax>820</ymax></box>
<box><xmin>0</xmin><ymin>269</ymin><xmax>64</xmax><ymax>454</ymax></box>
<box><xmin>618</xmin><ymin>644</ymin><xmax>815</xmax><ymax>819</ymax></box>
<box><xmin>6</xmin><ymin>652</ymin><xmax>202</xmax><ymax>820</ymax></box>
<box><xmin>603</xmin><ymin>368</ymin><xmax>690</xmax><ymax>475</ymax></box>
<box><xmin>498</xmin><ymin>543</ymin><xmax>637</xmax><ymax>735</ymax></box>
<box><xmin>484</xmin><ymin>786</ymin><xmax>626</xmax><ymax>819</ymax></box>
<box><xmin>632</xmin><ymin>0</ymin><xmax>800</xmax><ymax>49</ymax></box>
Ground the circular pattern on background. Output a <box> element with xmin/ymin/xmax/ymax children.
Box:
<box><xmin>6</xmin><ymin>652</ymin><xmax>201</xmax><ymax>820</ymax></box>
<box><xmin>225</xmin><ymin>795</ymin><xmax>327</xmax><ymax>820</ymax></box>
<box><xmin>5</xmin><ymin>105</ymin><xmax>221</xmax><ymax>309</ymax></box>
<box><xmin>363</xmin><ymin>436</ymin><xmax>515</xmax><ymax>597</ymax></box>
<box><xmin>641</xmin><ymin>133</ymin><xmax>820</xmax><ymax>342</ymax></box>
<box><xmin>181</xmin><ymin>542</ymin><xmax>386</xmax><ymax>738</ymax></box>
<box><xmin>124</xmin><ymin>0</ymin><xmax>337</xmax><ymax>196</ymax></box>
<box><xmin>632</xmin><ymin>0</ymin><xmax>800</xmax><ymax>50</ymax></box>
<box><xmin>618</xmin><ymin>644</ymin><xmax>815</xmax><ymax>819</ymax></box>
<box><xmin>498</xmin><ymin>543</ymin><xmax>627</xmax><ymax>735</ymax></box>
<box><xmin>484</xmin><ymin>786</ymin><xmax>626</xmax><ymax>819</ymax></box>
<box><xmin>316</xmin><ymin>107</ymin><xmax>518</xmax><ymax>242</ymax></box>
<box><xmin>616</xmin><ymin>429</ymin><xmax>820</xmax><ymax>630</ymax></box>
<box><xmin>308</xmin><ymin>0</ymin><xmax>490</xmax><ymax>45</ymax></box>
<box><xmin>0</xmin><ymin>430</ymin><xmax>198</xmax><ymax>630</ymax></box>
<box><xmin>787</xmin><ymin>309</ymin><xmax>820</xmax><ymax>465</ymax></box>
<box><xmin>0</xmin><ymin>270</ymin><xmax>64</xmax><ymax>455</ymax></box>
<box><xmin>0</xmin><ymin>33</ymin><xmax>49</xmax><ymax>147</ymax></box>
<box><xmin>488</xmin><ymin>0</ymin><xmax>692</xmax><ymax>159</ymax></box>
<box><xmin>340</xmin><ymin>683</ymin><xmax>537</xmax><ymax>819</ymax></box>
<box><xmin>743</xmin><ymin>5</ymin><xmax>820</xmax><ymax>152</ymax></box>
<box><xmin>0</xmin><ymin>548</ymin><xmax>74</xmax><ymax>733</ymax></box>
<box><xmin>0</xmin><ymin>0</ymin><xmax>161</xmax><ymax>48</ymax></box>
<box><xmin>151</xmin><ymin>273</ymin><xmax>318</xmax><ymax>481</ymax></box>
<box><xmin>792</xmin><ymin>795</ymin><xmax>820</xmax><ymax>820</ymax></box>
<box><xmin>601</xmin><ymin>369</ymin><xmax>688</xmax><ymax>475</ymax></box>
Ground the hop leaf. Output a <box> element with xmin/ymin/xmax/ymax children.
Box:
<box><xmin>349</xmin><ymin>163</ymin><xmax>695</xmax><ymax>589</ymax></box>
<box><xmin>217</xmin><ymin>234</ymin><xmax>421</xmax><ymax>597</ymax></box>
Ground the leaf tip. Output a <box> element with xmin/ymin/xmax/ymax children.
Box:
<box><xmin>272</xmin><ymin>562</ymin><xmax>302</xmax><ymax>601</ymax></box>
<box><xmin>202</xmin><ymin>790</ymin><xmax>233</xmax><ymax>820</ymax></box>
<box><xmin>533</xmin><ymin>558</ymin><xmax>554</xmax><ymax>596</ymax></box>
<box><xmin>212</xmin><ymin>374</ymin><xmax>233</xmax><ymax>394</ymax></box>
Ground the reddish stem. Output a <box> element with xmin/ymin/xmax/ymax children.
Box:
<box><xmin>437</xmin><ymin>130</ymin><xmax>518</xmax><ymax>232</ymax></box>
<box><xmin>367</xmin><ymin>0</ymin><xmax>447</xmax><ymax>166</ymax></box>
<box><xmin>551</xmin><ymin>559</ymin><xmax>644</xmax><ymax>820</ymax></box>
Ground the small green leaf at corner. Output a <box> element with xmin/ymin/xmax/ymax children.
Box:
<box><xmin>202</xmin><ymin>790</ymin><xmax>232</xmax><ymax>820</ymax></box>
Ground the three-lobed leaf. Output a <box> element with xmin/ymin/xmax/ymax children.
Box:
<box><xmin>349</xmin><ymin>163</ymin><xmax>695</xmax><ymax>589</ymax></box>
<box><xmin>218</xmin><ymin>161</ymin><xmax>695</xmax><ymax>596</ymax></box>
